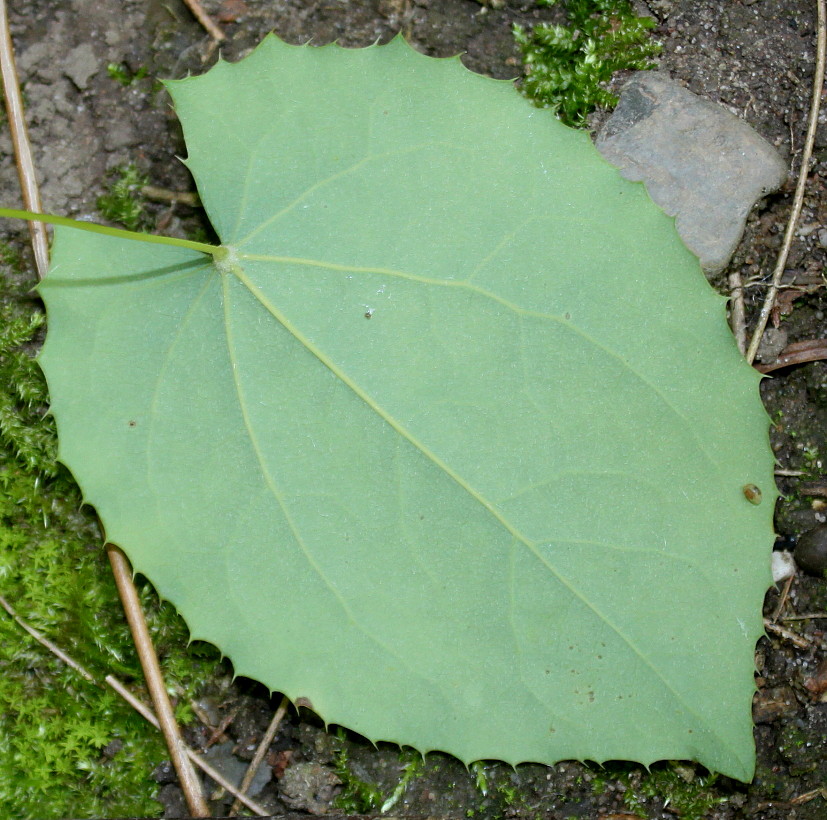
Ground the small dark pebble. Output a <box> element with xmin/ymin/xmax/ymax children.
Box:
<box><xmin>775</xmin><ymin>506</ymin><xmax>820</xmax><ymax>537</ymax></box>
<box><xmin>794</xmin><ymin>524</ymin><xmax>827</xmax><ymax>576</ymax></box>
<box><xmin>774</xmin><ymin>534</ymin><xmax>796</xmax><ymax>552</ymax></box>
<box><xmin>152</xmin><ymin>759</ymin><xmax>177</xmax><ymax>785</ymax></box>
<box><xmin>156</xmin><ymin>782</ymin><xmax>187</xmax><ymax>818</ymax></box>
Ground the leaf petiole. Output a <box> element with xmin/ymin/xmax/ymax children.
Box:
<box><xmin>0</xmin><ymin>206</ymin><xmax>219</xmax><ymax>257</ymax></box>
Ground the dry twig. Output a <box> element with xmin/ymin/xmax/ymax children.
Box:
<box><xmin>728</xmin><ymin>269</ymin><xmax>747</xmax><ymax>354</ymax></box>
<box><xmin>104</xmin><ymin>676</ymin><xmax>269</xmax><ymax>815</ymax></box>
<box><xmin>799</xmin><ymin>480</ymin><xmax>827</xmax><ymax>498</ymax></box>
<box><xmin>754</xmin><ymin>338</ymin><xmax>827</xmax><ymax>373</ymax></box>
<box><xmin>107</xmin><ymin>545</ymin><xmax>210</xmax><ymax>817</ymax></box>
<box><xmin>182</xmin><ymin>0</ymin><xmax>226</xmax><ymax>42</ymax></box>
<box><xmin>0</xmin><ymin>6</ymin><xmax>210</xmax><ymax>812</ymax></box>
<box><xmin>790</xmin><ymin>786</ymin><xmax>827</xmax><ymax>805</ymax></box>
<box><xmin>746</xmin><ymin>0</ymin><xmax>826</xmax><ymax>364</ymax></box>
<box><xmin>142</xmin><ymin>184</ymin><xmax>201</xmax><ymax>208</ymax></box>
<box><xmin>0</xmin><ymin>0</ymin><xmax>48</xmax><ymax>277</ymax></box>
<box><xmin>0</xmin><ymin>594</ymin><xmax>96</xmax><ymax>682</ymax></box>
<box><xmin>770</xmin><ymin>575</ymin><xmax>795</xmax><ymax>623</ymax></box>
<box><xmin>0</xmin><ymin>594</ymin><xmax>268</xmax><ymax>816</ymax></box>
<box><xmin>764</xmin><ymin>618</ymin><xmax>813</xmax><ymax>649</ymax></box>
<box><xmin>229</xmin><ymin>694</ymin><xmax>290</xmax><ymax>815</ymax></box>
<box><xmin>206</xmin><ymin>701</ymin><xmax>241</xmax><ymax>747</ymax></box>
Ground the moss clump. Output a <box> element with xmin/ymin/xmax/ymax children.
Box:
<box><xmin>381</xmin><ymin>751</ymin><xmax>424</xmax><ymax>812</ymax></box>
<box><xmin>106</xmin><ymin>62</ymin><xmax>148</xmax><ymax>87</ymax></box>
<box><xmin>331</xmin><ymin>735</ymin><xmax>384</xmax><ymax>813</ymax></box>
<box><xmin>97</xmin><ymin>163</ymin><xmax>149</xmax><ymax>230</ymax></box>
<box><xmin>513</xmin><ymin>0</ymin><xmax>661</xmax><ymax>127</ymax></box>
<box><xmin>621</xmin><ymin>763</ymin><xmax>729</xmax><ymax>819</ymax></box>
<box><xmin>0</xmin><ymin>251</ymin><xmax>222</xmax><ymax>817</ymax></box>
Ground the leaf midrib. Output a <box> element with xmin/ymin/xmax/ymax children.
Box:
<box><xmin>217</xmin><ymin>269</ymin><xmax>460</xmax><ymax>700</ymax></box>
<box><xmin>225</xmin><ymin>259</ymin><xmax>743</xmax><ymax>765</ymax></box>
<box><xmin>237</xmin><ymin>250</ymin><xmax>715</xmax><ymax>467</ymax></box>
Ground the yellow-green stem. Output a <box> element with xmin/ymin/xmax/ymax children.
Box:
<box><xmin>0</xmin><ymin>206</ymin><xmax>219</xmax><ymax>256</ymax></box>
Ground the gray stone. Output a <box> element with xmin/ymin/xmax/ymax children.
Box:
<box><xmin>201</xmin><ymin>740</ymin><xmax>271</xmax><ymax>797</ymax></box>
<box><xmin>596</xmin><ymin>71</ymin><xmax>787</xmax><ymax>274</ymax></box>
<box><xmin>755</xmin><ymin>326</ymin><xmax>788</xmax><ymax>364</ymax></box>
<box><xmin>278</xmin><ymin>761</ymin><xmax>341</xmax><ymax>814</ymax></box>
<box><xmin>63</xmin><ymin>43</ymin><xmax>99</xmax><ymax>90</ymax></box>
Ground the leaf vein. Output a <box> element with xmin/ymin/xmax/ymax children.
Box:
<box><xmin>232</xmin><ymin>261</ymin><xmax>731</xmax><ymax>748</ymax></box>
<box><xmin>238</xmin><ymin>251</ymin><xmax>715</xmax><ymax>465</ymax></box>
<box><xmin>219</xmin><ymin>272</ymin><xmax>438</xmax><ymax>687</ymax></box>
<box><xmin>234</xmin><ymin>142</ymin><xmax>452</xmax><ymax>247</ymax></box>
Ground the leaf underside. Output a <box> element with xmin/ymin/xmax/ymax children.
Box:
<box><xmin>38</xmin><ymin>36</ymin><xmax>775</xmax><ymax>780</ymax></box>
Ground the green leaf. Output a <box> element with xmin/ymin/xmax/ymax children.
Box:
<box><xmin>37</xmin><ymin>36</ymin><xmax>775</xmax><ymax>780</ymax></box>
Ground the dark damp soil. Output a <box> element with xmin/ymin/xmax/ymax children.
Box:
<box><xmin>2</xmin><ymin>0</ymin><xmax>827</xmax><ymax>818</ymax></box>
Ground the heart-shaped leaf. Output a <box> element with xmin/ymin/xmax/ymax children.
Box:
<box><xmin>38</xmin><ymin>36</ymin><xmax>775</xmax><ymax>780</ymax></box>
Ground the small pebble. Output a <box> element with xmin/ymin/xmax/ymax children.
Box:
<box><xmin>772</xmin><ymin>550</ymin><xmax>796</xmax><ymax>583</ymax></box>
<box><xmin>794</xmin><ymin>524</ymin><xmax>827</xmax><ymax>576</ymax></box>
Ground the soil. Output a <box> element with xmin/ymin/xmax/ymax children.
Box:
<box><xmin>2</xmin><ymin>0</ymin><xmax>827</xmax><ymax>818</ymax></box>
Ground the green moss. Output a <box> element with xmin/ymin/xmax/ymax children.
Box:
<box><xmin>497</xmin><ymin>783</ymin><xmax>518</xmax><ymax>805</ymax></box>
<box><xmin>620</xmin><ymin>763</ymin><xmax>728</xmax><ymax>820</ymax></box>
<box><xmin>471</xmin><ymin>760</ymin><xmax>489</xmax><ymax>795</ymax></box>
<box><xmin>107</xmin><ymin>62</ymin><xmax>148</xmax><ymax>87</ymax></box>
<box><xmin>331</xmin><ymin>732</ymin><xmax>384</xmax><ymax>813</ymax></box>
<box><xmin>590</xmin><ymin>770</ymin><xmax>608</xmax><ymax>794</ymax></box>
<box><xmin>97</xmin><ymin>163</ymin><xmax>149</xmax><ymax>230</ymax></box>
<box><xmin>0</xmin><ymin>252</ymin><xmax>223</xmax><ymax>818</ymax></box>
<box><xmin>513</xmin><ymin>0</ymin><xmax>661</xmax><ymax>127</ymax></box>
<box><xmin>777</xmin><ymin>723</ymin><xmax>819</xmax><ymax>776</ymax></box>
<box><xmin>492</xmin><ymin>774</ymin><xmax>534</xmax><ymax>817</ymax></box>
<box><xmin>380</xmin><ymin>751</ymin><xmax>424</xmax><ymax>812</ymax></box>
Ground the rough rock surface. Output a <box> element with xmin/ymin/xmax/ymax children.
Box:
<box><xmin>63</xmin><ymin>43</ymin><xmax>99</xmax><ymax>90</ymax></box>
<box><xmin>596</xmin><ymin>71</ymin><xmax>788</xmax><ymax>274</ymax></box>
<box><xmin>201</xmin><ymin>740</ymin><xmax>271</xmax><ymax>797</ymax></box>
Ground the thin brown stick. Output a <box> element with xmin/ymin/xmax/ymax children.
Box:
<box><xmin>790</xmin><ymin>786</ymin><xmax>827</xmax><ymax>805</ymax></box>
<box><xmin>0</xmin><ymin>594</ymin><xmax>96</xmax><ymax>682</ymax></box>
<box><xmin>746</xmin><ymin>0</ymin><xmax>826</xmax><ymax>364</ymax></box>
<box><xmin>0</xmin><ymin>593</ymin><xmax>267</xmax><ymax>815</ymax></box>
<box><xmin>0</xmin><ymin>0</ymin><xmax>49</xmax><ymax>278</ymax></box>
<box><xmin>190</xmin><ymin>700</ymin><xmax>231</xmax><ymax>747</ymax></box>
<box><xmin>0</xmin><ymin>4</ymin><xmax>217</xmax><ymax>815</ymax></box>
<box><xmin>770</xmin><ymin>574</ymin><xmax>795</xmax><ymax>622</ymax></box>
<box><xmin>764</xmin><ymin>618</ymin><xmax>812</xmax><ymax>649</ymax></box>
<box><xmin>800</xmin><ymin>481</ymin><xmax>827</xmax><ymax>498</ymax></box>
<box><xmin>728</xmin><ymin>269</ymin><xmax>747</xmax><ymax>355</ymax></box>
<box><xmin>104</xmin><ymin>677</ymin><xmax>269</xmax><ymax>815</ymax></box>
<box><xmin>182</xmin><ymin>0</ymin><xmax>226</xmax><ymax>42</ymax></box>
<box><xmin>142</xmin><ymin>184</ymin><xmax>201</xmax><ymax>208</ymax></box>
<box><xmin>205</xmin><ymin>701</ymin><xmax>240</xmax><ymax>746</ymax></box>
<box><xmin>229</xmin><ymin>694</ymin><xmax>290</xmax><ymax>815</ymax></box>
<box><xmin>755</xmin><ymin>338</ymin><xmax>827</xmax><ymax>373</ymax></box>
<box><xmin>107</xmin><ymin>545</ymin><xmax>210</xmax><ymax>818</ymax></box>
